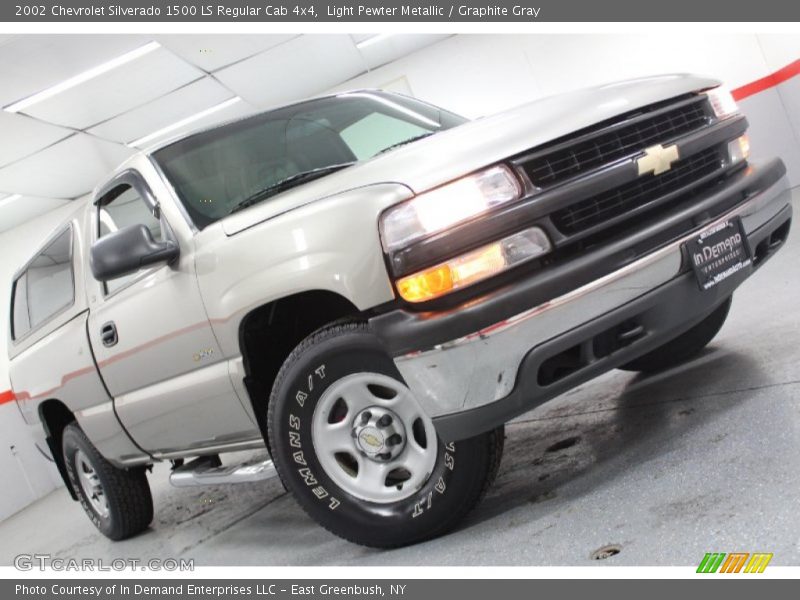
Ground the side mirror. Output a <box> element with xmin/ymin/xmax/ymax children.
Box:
<box><xmin>90</xmin><ymin>224</ymin><xmax>179</xmax><ymax>282</ymax></box>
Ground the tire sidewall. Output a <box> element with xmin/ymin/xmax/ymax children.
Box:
<box><xmin>63</xmin><ymin>426</ymin><xmax>116</xmax><ymax>538</ymax></box>
<box><xmin>270</xmin><ymin>328</ymin><xmax>486</xmax><ymax>546</ymax></box>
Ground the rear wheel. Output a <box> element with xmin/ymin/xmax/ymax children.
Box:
<box><xmin>268</xmin><ymin>322</ymin><xmax>503</xmax><ymax>548</ymax></box>
<box><xmin>619</xmin><ymin>295</ymin><xmax>732</xmax><ymax>373</ymax></box>
<box><xmin>62</xmin><ymin>423</ymin><xmax>153</xmax><ymax>540</ymax></box>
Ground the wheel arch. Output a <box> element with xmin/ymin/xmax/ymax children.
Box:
<box><xmin>238</xmin><ymin>289</ymin><xmax>364</xmax><ymax>445</ymax></box>
<box><xmin>38</xmin><ymin>399</ymin><xmax>79</xmax><ymax>500</ymax></box>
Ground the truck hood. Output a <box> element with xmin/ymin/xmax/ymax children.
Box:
<box><xmin>222</xmin><ymin>74</ymin><xmax>719</xmax><ymax>235</ymax></box>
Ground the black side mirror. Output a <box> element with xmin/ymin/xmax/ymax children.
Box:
<box><xmin>90</xmin><ymin>224</ymin><xmax>179</xmax><ymax>282</ymax></box>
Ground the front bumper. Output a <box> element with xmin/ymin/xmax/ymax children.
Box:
<box><xmin>370</xmin><ymin>160</ymin><xmax>792</xmax><ymax>441</ymax></box>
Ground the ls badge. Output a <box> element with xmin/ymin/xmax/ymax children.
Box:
<box><xmin>637</xmin><ymin>143</ymin><xmax>680</xmax><ymax>176</ymax></box>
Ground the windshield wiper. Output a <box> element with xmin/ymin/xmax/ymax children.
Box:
<box><xmin>230</xmin><ymin>162</ymin><xmax>356</xmax><ymax>214</ymax></box>
<box><xmin>376</xmin><ymin>132</ymin><xmax>436</xmax><ymax>155</ymax></box>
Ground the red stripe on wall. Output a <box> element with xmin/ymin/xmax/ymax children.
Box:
<box><xmin>732</xmin><ymin>59</ymin><xmax>800</xmax><ymax>101</ymax></box>
<box><xmin>0</xmin><ymin>390</ymin><xmax>16</xmax><ymax>406</ymax></box>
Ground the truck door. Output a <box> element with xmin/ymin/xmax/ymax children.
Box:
<box><xmin>85</xmin><ymin>170</ymin><xmax>259</xmax><ymax>455</ymax></box>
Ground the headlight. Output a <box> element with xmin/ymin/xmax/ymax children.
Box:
<box><xmin>396</xmin><ymin>226</ymin><xmax>552</xmax><ymax>303</ymax></box>
<box><xmin>380</xmin><ymin>165</ymin><xmax>522</xmax><ymax>252</ymax></box>
<box><xmin>703</xmin><ymin>86</ymin><xmax>739</xmax><ymax>120</ymax></box>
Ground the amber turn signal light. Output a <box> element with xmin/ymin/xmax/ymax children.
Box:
<box><xmin>396</xmin><ymin>226</ymin><xmax>552</xmax><ymax>303</ymax></box>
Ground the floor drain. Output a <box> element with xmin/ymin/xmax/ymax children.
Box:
<box><xmin>590</xmin><ymin>544</ymin><xmax>622</xmax><ymax>560</ymax></box>
<box><xmin>545</xmin><ymin>436</ymin><xmax>581</xmax><ymax>453</ymax></box>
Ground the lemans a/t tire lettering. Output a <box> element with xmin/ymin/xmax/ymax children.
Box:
<box><xmin>286</xmin><ymin>406</ymin><xmax>341</xmax><ymax>510</ymax></box>
<box><xmin>267</xmin><ymin>322</ymin><xmax>503</xmax><ymax>548</ymax></box>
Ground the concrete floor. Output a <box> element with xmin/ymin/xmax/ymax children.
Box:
<box><xmin>2</xmin><ymin>190</ymin><xmax>799</xmax><ymax>567</ymax></box>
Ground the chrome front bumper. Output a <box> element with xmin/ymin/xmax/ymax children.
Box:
<box><xmin>389</xmin><ymin>171</ymin><xmax>792</xmax><ymax>428</ymax></box>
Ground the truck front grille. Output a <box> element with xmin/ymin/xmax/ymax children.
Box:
<box><xmin>520</xmin><ymin>96</ymin><xmax>711</xmax><ymax>188</ymax></box>
<box><xmin>552</xmin><ymin>146</ymin><xmax>725</xmax><ymax>234</ymax></box>
<box><xmin>389</xmin><ymin>92</ymin><xmax>747</xmax><ymax>285</ymax></box>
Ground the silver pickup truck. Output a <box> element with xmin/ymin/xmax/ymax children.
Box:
<box><xmin>7</xmin><ymin>77</ymin><xmax>792</xmax><ymax>548</ymax></box>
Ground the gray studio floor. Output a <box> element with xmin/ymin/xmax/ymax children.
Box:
<box><xmin>2</xmin><ymin>189</ymin><xmax>799</xmax><ymax>567</ymax></box>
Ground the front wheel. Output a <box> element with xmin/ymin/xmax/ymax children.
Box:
<box><xmin>267</xmin><ymin>322</ymin><xmax>503</xmax><ymax>548</ymax></box>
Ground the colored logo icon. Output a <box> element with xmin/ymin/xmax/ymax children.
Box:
<box><xmin>697</xmin><ymin>552</ymin><xmax>773</xmax><ymax>573</ymax></box>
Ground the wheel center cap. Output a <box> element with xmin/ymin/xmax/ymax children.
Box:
<box><xmin>352</xmin><ymin>406</ymin><xmax>406</xmax><ymax>462</ymax></box>
<box><xmin>357</xmin><ymin>426</ymin><xmax>385</xmax><ymax>455</ymax></box>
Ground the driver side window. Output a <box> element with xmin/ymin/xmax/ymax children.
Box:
<box><xmin>98</xmin><ymin>184</ymin><xmax>163</xmax><ymax>295</ymax></box>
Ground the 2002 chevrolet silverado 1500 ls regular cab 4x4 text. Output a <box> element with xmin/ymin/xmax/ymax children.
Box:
<box><xmin>7</xmin><ymin>77</ymin><xmax>792</xmax><ymax>547</ymax></box>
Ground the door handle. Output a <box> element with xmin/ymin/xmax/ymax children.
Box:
<box><xmin>617</xmin><ymin>324</ymin><xmax>645</xmax><ymax>343</ymax></box>
<box><xmin>101</xmin><ymin>322</ymin><xmax>118</xmax><ymax>347</ymax></box>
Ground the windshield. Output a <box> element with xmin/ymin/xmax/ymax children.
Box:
<box><xmin>153</xmin><ymin>91</ymin><xmax>466</xmax><ymax>229</ymax></box>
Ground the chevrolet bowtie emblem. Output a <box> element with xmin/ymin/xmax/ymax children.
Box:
<box><xmin>636</xmin><ymin>143</ymin><xmax>680</xmax><ymax>176</ymax></box>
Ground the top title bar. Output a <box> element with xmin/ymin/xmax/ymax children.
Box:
<box><xmin>2</xmin><ymin>0</ymin><xmax>800</xmax><ymax>22</ymax></box>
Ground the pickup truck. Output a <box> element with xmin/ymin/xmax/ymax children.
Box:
<box><xmin>7</xmin><ymin>77</ymin><xmax>792</xmax><ymax>548</ymax></box>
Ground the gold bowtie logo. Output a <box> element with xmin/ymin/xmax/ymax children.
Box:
<box><xmin>359</xmin><ymin>432</ymin><xmax>382</xmax><ymax>449</ymax></box>
<box><xmin>637</xmin><ymin>143</ymin><xmax>680</xmax><ymax>176</ymax></box>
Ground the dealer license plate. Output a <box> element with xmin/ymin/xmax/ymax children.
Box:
<box><xmin>685</xmin><ymin>217</ymin><xmax>751</xmax><ymax>291</ymax></box>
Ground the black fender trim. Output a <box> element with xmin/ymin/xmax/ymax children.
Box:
<box><xmin>45</xmin><ymin>435</ymin><xmax>78</xmax><ymax>501</ymax></box>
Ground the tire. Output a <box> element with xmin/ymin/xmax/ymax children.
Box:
<box><xmin>62</xmin><ymin>423</ymin><xmax>153</xmax><ymax>541</ymax></box>
<box><xmin>267</xmin><ymin>321</ymin><xmax>503</xmax><ymax>548</ymax></box>
<box><xmin>619</xmin><ymin>295</ymin><xmax>732</xmax><ymax>373</ymax></box>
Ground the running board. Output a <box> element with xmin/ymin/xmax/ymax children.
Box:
<box><xmin>169</xmin><ymin>455</ymin><xmax>278</xmax><ymax>487</ymax></box>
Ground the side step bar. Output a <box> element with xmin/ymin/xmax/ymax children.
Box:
<box><xmin>169</xmin><ymin>455</ymin><xmax>278</xmax><ymax>487</ymax></box>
